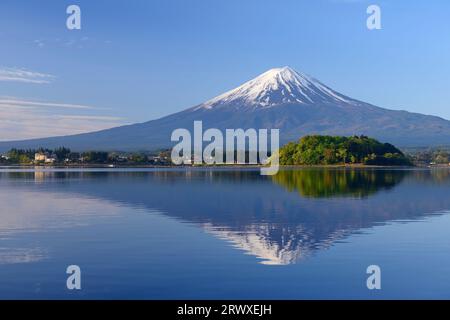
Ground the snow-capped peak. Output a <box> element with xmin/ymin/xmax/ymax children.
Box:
<box><xmin>197</xmin><ymin>66</ymin><xmax>353</xmax><ymax>110</ymax></box>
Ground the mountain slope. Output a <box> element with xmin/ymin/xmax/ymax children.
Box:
<box><xmin>1</xmin><ymin>66</ymin><xmax>450</xmax><ymax>151</ymax></box>
<box><xmin>195</xmin><ymin>67</ymin><xmax>356</xmax><ymax>110</ymax></box>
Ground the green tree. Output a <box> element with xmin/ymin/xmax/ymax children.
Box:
<box><xmin>82</xmin><ymin>151</ymin><xmax>108</xmax><ymax>163</ymax></box>
<box><xmin>278</xmin><ymin>135</ymin><xmax>412</xmax><ymax>166</ymax></box>
<box><xmin>6</xmin><ymin>149</ymin><xmax>32</xmax><ymax>164</ymax></box>
<box><xmin>54</xmin><ymin>147</ymin><xmax>71</xmax><ymax>161</ymax></box>
<box><xmin>130</xmin><ymin>153</ymin><xmax>148</xmax><ymax>163</ymax></box>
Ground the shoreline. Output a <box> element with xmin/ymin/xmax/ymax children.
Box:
<box><xmin>0</xmin><ymin>163</ymin><xmax>448</xmax><ymax>170</ymax></box>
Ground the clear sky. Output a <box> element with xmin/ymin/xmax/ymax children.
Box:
<box><xmin>1</xmin><ymin>0</ymin><xmax>450</xmax><ymax>140</ymax></box>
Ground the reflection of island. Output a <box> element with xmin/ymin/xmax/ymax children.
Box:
<box><xmin>272</xmin><ymin>168</ymin><xmax>406</xmax><ymax>198</ymax></box>
<box><xmin>1</xmin><ymin>168</ymin><xmax>450</xmax><ymax>265</ymax></box>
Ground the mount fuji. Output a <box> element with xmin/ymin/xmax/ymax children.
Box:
<box><xmin>1</xmin><ymin>66</ymin><xmax>450</xmax><ymax>151</ymax></box>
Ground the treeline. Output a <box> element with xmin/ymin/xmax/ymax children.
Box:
<box><xmin>0</xmin><ymin>148</ymin><xmax>61</xmax><ymax>164</ymax></box>
<box><xmin>407</xmin><ymin>149</ymin><xmax>450</xmax><ymax>165</ymax></box>
<box><xmin>0</xmin><ymin>147</ymin><xmax>172</xmax><ymax>165</ymax></box>
<box><xmin>278</xmin><ymin>135</ymin><xmax>412</xmax><ymax>166</ymax></box>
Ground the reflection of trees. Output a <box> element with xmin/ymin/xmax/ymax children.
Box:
<box><xmin>272</xmin><ymin>169</ymin><xmax>407</xmax><ymax>198</ymax></box>
<box><xmin>0</xmin><ymin>168</ymin><xmax>260</xmax><ymax>181</ymax></box>
<box><xmin>408</xmin><ymin>169</ymin><xmax>450</xmax><ymax>185</ymax></box>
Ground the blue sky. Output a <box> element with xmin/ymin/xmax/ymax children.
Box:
<box><xmin>1</xmin><ymin>0</ymin><xmax>450</xmax><ymax>140</ymax></box>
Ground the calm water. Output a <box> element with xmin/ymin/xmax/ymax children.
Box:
<box><xmin>0</xmin><ymin>167</ymin><xmax>449</xmax><ymax>299</ymax></box>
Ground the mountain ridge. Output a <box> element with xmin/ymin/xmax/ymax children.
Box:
<box><xmin>1</xmin><ymin>66</ymin><xmax>450</xmax><ymax>151</ymax></box>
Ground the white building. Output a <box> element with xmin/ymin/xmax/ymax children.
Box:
<box><xmin>35</xmin><ymin>152</ymin><xmax>56</xmax><ymax>163</ymax></box>
<box><xmin>35</xmin><ymin>153</ymin><xmax>46</xmax><ymax>162</ymax></box>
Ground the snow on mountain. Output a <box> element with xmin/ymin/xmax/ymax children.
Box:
<box><xmin>196</xmin><ymin>66</ymin><xmax>354</xmax><ymax>110</ymax></box>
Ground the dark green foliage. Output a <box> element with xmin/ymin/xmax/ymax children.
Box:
<box><xmin>54</xmin><ymin>147</ymin><xmax>71</xmax><ymax>161</ymax></box>
<box><xmin>5</xmin><ymin>148</ymin><xmax>35</xmax><ymax>164</ymax></box>
<box><xmin>67</xmin><ymin>152</ymin><xmax>81</xmax><ymax>162</ymax></box>
<box><xmin>279</xmin><ymin>135</ymin><xmax>412</xmax><ymax>166</ymax></box>
<box><xmin>272</xmin><ymin>169</ymin><xmax>407</xmax><ymax>198</ymax></box>
<box><xmin>129</xmin><ymin>153</ymin><xmax>148</xmax><ymax>163</ymax></box>
<box><xmin>81</xmin><ymin>151</ymin><xmax>109</xmax><ymax>163</ymax></box>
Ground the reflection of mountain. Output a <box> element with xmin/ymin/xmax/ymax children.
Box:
<box><xmin>202</xmin><ymin>223</ymin><xmax>351</xmax><ymax>265</ymax></box>
<box><xmin>1</xmin><ymin>169</ymin><xmax>450</xmax><ymax>265</ymax></box>
<box><xmin>272</xmin><ymin>168</ymin><xmax>406</xmax><ymax>198</ymax></box>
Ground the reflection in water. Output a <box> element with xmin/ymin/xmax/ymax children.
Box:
<box><xmin>272</xmin><ymin>169</ymin><xmax>406</xmax><ymax>198</ymax></box>
<box><xmin>203</xmin><ymin>223</ymin><xmax>350</xmax><ymax>265</ymax></box>
<box><xmin>0</xmin><ymin>187</ymin><xmax>122</xmax><ymax>237</ymax></box>
<box><xmin>0</xmin><ymin>184</ymin><xmax>123</xmax><ymax>265</ymax></box>
<box><xmin>1</xmin><ymin>168</ymin><xmax>450</xmax><ymax>265</ymax></box>
<box><xmin>0</xmin><ymin>248</ymin><xmax>46</xmax><ymax>265</ymax></box>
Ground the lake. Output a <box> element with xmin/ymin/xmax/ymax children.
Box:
<box><xmin>0</xmin><ymin>167</ymin><xmax>449</xmax><ymax>299</ymax></box>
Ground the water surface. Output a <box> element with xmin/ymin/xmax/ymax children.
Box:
<box><xmin>0</xmin><ymin>168</ymin><xmax>449</xmax><ymax>299</ymax></box>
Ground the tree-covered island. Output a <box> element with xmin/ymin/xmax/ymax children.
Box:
<box><xmin>278</xmin><ymin>135</ymin><xmax>412</xmax><ymax>166</ymax></box>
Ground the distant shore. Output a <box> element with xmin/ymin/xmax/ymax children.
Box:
<box><xmin>0</xmin><ymin>163</ymin><xmax>448</xmax><ymax>170</ymax></box>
